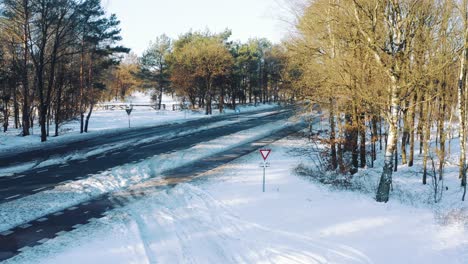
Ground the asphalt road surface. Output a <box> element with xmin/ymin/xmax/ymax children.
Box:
<box><xmin>0</xmin><ymin>106</ymin><xmax>290</xmax><ymax>168</ymax></box>
<box><xmin>0</xmin><ymin>108</ymin><xmax>295</xmax><ymax>203</ymax></box>
<box><xmin>0</xmin><ymin>106</ymin><xmax>306</xmax><ymax>262</ymax></box>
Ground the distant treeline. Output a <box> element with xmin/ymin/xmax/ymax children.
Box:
<box><xmin>136</xmin><ymin>30</ymin><xmax>295</xmax><ymax>115</ymax></box>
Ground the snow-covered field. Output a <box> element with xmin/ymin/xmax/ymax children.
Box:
<box><xmin>5</xmin><ymin>134</ymin><xmax>467</xmax><ymax>264</ymax></box>
<box><xmin>0</xmin><ymin>91</ymin><xmax>278</xmax><ymax>153</ymax></box>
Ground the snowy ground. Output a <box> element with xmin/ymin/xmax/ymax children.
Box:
<box><xmin>303</xmin><ymin>118</ymin><xmax>468</xmax><ymax>223</ymax></box>
<box><xmin>0</xmin><ymin>91</ymin><xmax>278</xmax><ymax>153</ymax></box>
<box><xmin>5</xmin><ymin>133</ymin><xmax>467</xmax><ymax>264</ymax></box>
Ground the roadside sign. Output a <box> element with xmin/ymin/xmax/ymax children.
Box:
<box><xmin>125</xmin><ymin>105</ymin><xmax>133</xmax><ymax>128</ymax></box>
<box><xmin>259</xmin><ymin>149</ymin><xmax>272</xmax><ymax>192</ymax></box>
<box><xmin>260</xmin><ymin>149</ymin><xmax>271</xmax><ymax>161</ymax></box>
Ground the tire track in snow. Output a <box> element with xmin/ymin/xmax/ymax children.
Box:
<box><xmin>123</xmin><ymin>183</ymin><xmax>372</xmax><ymax>264</ymax></box>
<box><xmin>126</xmin><ymin>207</ymin><xmax>158</xmax><ymax>264</ymax></box>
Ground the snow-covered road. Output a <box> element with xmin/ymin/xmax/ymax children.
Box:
<box><xmin>0</xmin><ymin>110</ymin><xmax>298</xmax><ymax>233</ymax></box>
<box><xmin>0</xmin><ymin>108</ymin><xmax>288</xmax><ymax>177</ymax></box>
<box><xmin>0</xmin><ymin>102</ymin><xmax>278</xmax><ymax>155</ymax></box>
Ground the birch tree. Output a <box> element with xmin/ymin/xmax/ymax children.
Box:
<box><xmin>457</xmin><ymin>0</ymin><xmax>468</xmax><ymax>199</ymax></box>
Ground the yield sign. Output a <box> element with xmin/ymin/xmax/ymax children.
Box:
<box><xmin>260</xmin><ymin>149</ymin><xmax>271</xmax><ymax>161</ymax></box>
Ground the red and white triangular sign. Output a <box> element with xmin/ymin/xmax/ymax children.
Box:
<box><xmin>260</xmin><ymin>149</ymin><xmax>271</xmax><ymax>161</ymax></box>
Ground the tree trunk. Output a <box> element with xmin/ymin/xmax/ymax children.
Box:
<box><xmin>158</xmin><ymin>87</ymin><xmax>163</xmax><ymax>110</ymax></box>
<box><xmin>394</xmin><ymin>132</ymin><xmax>398</xmax><ymax>172</ymax></box>
<box><xmin>2</xmin><ymin>97</ymin><xmax>9</xmax><ymax>133</ymax></box>
<box><xmin>401</xmin><ymin>108</ymin><xmax>409</xmax><ymax>165</ymax></box>
<box><xmin>55</xmin><ymin>81</ymin><xmax>63</xmax><ymax>137</ymax></box>
<box><xmin>248</xmin><ymin>81</ymin><xmax>252</xmax><ymax>104</ymax></box>
<box><xmin>458</xmin><ymin>22</ymin><xmax>468</xmax><ymax>186</ymax></box>
<box><xmin>439</xmin><ymin>86</ymin><xmax>447</xmax><ymax>180</ymax></box>
<box><xmin>417</xmin><ymin>95</ymin><xmax>425</xmax><ymax>155</ymax></box>
<box><xmin>329</xmin><ymin>98</ymin><xmax>338</xmax><ymax>170</ymax></box>
<box><xmin>346</xmin><ymin>106</ymin><xmax>359</xmax><ymax>174</ymax></box>
<box><xmin>422</xmin><ymin>101</ymin><xmax>432</xmax><ymax>185</ymax></box>
<box><xmin>39</xmin><ymin>105</ymin><xmax>47</xmax><ymax>142</ymax></box>
<box><xmin>36</xmin><ymin>62</ymin><xmax>47</xmax><ymax>142</ymax></box>
<box><xmin>13</xmin><ymin>88</ymin><xmax>19</xmax><ymax>129</ymax></box>
<box><xmin>80</xmin><ymin>112</ymin><xmax>85</xmax><ymax>133</ymax></box>
<box><xmin>47</xmin><ymin>102</ymin><xmax>51</xmax><ymax>137</ymax></box>
<box><xmin>372</xmin><ymin>115</ymin><xmax>378</xmax><ymax>162</ymax></box>
<box><xmin>220</xmin><ymin>87</ymin><xmax>225</xmax><ymax>113</ymax></box>
<box><xmin>360</xmin><ymin>113</ymin><xmax>366</xmax><ymax>168</ymax></box>
<box><xmin>337</xmin><ymin>116</ymin><xmax>345</xmax><ymax>172</ymax></box>
<box><xmin>376</xmin><ymin>78</ymin><xmax>399</xmax><ymax>203</ymax></box>
<box><xmin>408</xmin><ymin>93</ymin><xmax>417</xmax><ymax>167</ymax></box>
<box><xmin>379</xmin><ymin>117</ymin><xmax>383</xmax><ymax>151</ymax></box>
<box><xmin>458</xmin><ymin>3</ymin><xmax>468</xmax><ymax>190</ymax></box>
<box><xmin>84</xmin><ymin>103</ymin><xmax>94</xmax><ymax>133</ymax></box>
<box><xmin>209</xmin><ymin>96</ymin><xmax>213</xmax><ymax>115</ymax></box>
<box><xmin>231</xmin><ymin>92</ymin><xmax>236</xmax><ymax>110</ymax></box>
<box><xmin>205</xmin><ymin>97</ymin><xmax>210</xmax><ymax>115</ymax></box>
<box><xmin>79</xmin><ymin>35</ymin><xmax>85</xmax><ymax>134</ymax></box>
<box><xmin>21</xmin><ymin>5</ymin><xmax>30</xmax><ymax>137</ymax></box>
<box><xmin>205</xmin><ymin>80</ymin><xmax>213</xmax><ymax>115</ymax></box>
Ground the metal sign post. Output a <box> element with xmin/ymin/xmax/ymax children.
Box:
<box><xmin>259</xmin><ymin>149</ymin><xmax>272</xmax><ymax>192</ymax></box>
<box><xmin>125</xmin><ymin>105</ymin><xmax>133</xmax><ymax>128</ymax></box>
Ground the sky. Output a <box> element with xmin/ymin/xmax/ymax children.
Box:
<box><xmin>103</xmin><ymin>0</ymin><xmax>290</xmax><ymax>55</ymax></box>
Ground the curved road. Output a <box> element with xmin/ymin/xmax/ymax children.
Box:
<box><xmin>0</xmin><ymin>108</ymin><xmax>296</xmax><ymax>203</ymax></box>
<box><xmin>0</xmin><ymin>107</ymin><xmax>291</xmax><ymax>168</ymax></box>
<box><xmin>0</xmin><ymin>107</ymin><xmax>306</xmax><ymax>262</ymax></box>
